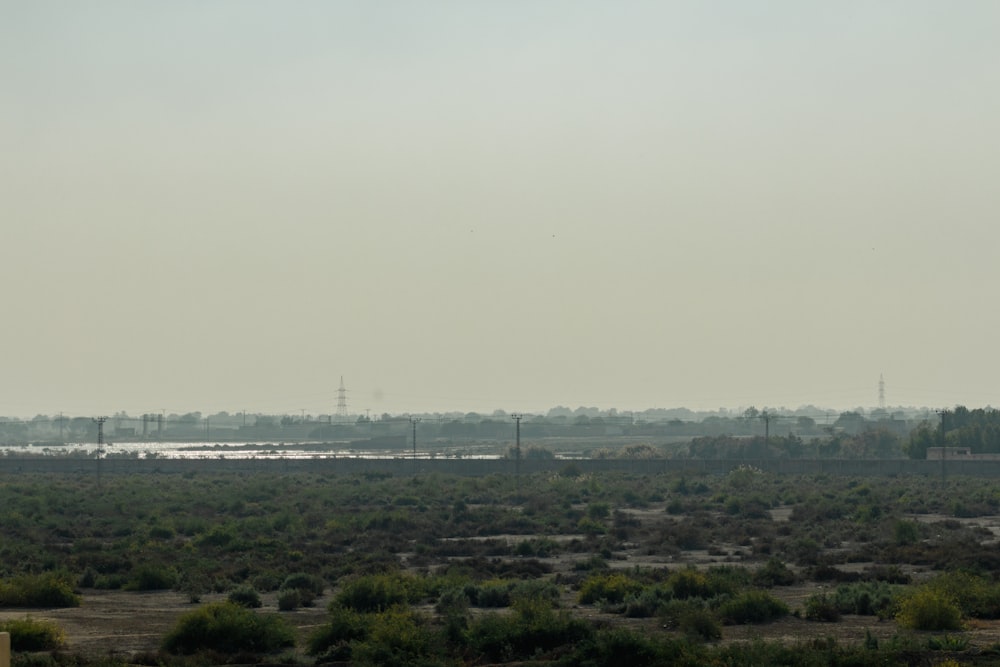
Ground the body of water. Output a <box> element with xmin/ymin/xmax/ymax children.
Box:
<box><xmin>1</xmin><ymin>440</ymin><xmax>507</xmax><ymax>460</ymax></box>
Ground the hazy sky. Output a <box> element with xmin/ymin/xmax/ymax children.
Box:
<box><xmin>3</xmin><ymin>2</ymin><xmax>999</xmax><ymax>418</ymax></box>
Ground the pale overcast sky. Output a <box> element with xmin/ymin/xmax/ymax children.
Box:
<box><xmin>2</xmin><ymin>2</ymin><xmax>999</xmax><ymax>417</ymax></box>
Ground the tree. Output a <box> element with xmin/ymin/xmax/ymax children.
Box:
<box><xmin>905</xmin><ymin>422</ymin><xmax>938</xmax><ymax>459</ymax></box>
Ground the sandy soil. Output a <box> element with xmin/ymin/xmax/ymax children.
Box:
<box><xmin>7</xmin><ymin>503</ymin><xmax>1000</xmax><ymax>658</ymax></box>
<box><xmin>0</xmin><ymin>590</ymin><xmax>329</xmax><ymax>658</ymax></box>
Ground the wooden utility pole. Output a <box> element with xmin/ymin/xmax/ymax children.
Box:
<box><xmin>511</xmin><ymin>414</ymin><xmax>522</xmax><ymax>498</ymax></box>
<box><xmin>93</xmin><ymin>416</ymin><xmax>107</xmax><ymax>487</ymax></box>
<box><xmin>409</xmin><ymin>417</ymin><xmax>421</xmax><ymax>458</ymax></box>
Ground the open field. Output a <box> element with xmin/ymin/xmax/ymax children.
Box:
<box><xmin>4</xmin><ymin>467</ymin><xmax>1000</xmax><ymax>664</ymax></box>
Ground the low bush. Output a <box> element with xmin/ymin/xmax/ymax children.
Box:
<box><xmin>162</xmin><ymin>601</ymin><xmax>295</xmax><ymax>654</ymax></box>
<box><xmin>716</xmin><ymin>590</ymin><xmax>789</xmax><ymax>625</ymax></box>
<box><xmin>0</xmin><ymin>617</ymin><xmax>65</xmax><ymax>651</ymax></box>
<box><xmin>350</xmin><ymin>606</ymin><xmax>445</xmax><ymax>667</ymax></box>
<box><xmin>578</xmin><ymin>573</ymin><xmax>643</xmax><ymax>605</ymax></box>
<box><xmin>466</xmin><ymin>579</ymin><xmax>512</xmax><ymax>608</ymax></box>
<box><xmin>752</xmin><ymin>558</ymin><xmax>797</xmax><ymax>587</ymax></box>
<box><xmin>677</xmin><ymin>607</ymin><xmax>722</xmax><ymax>641</ymax></box>
<box><xmin>803</xmin><ymin>593</ymin><xmax>840</xmax><ymax>622</ymax></box>
<box><xmin>467</xmin><ymin>596</ymin><xmax>592</xmax><ymax>662</ymax></box>
<box><xmin>668</xmin><ymin>566</ymin><xmax>746</xmax><ymax>600</ymax></box>
<box><xmin>926</xmin><ymin>634</ymin><xmax>969</xmax><ymax>651</ymax></box>
<box><xmin>832</xmin><ymin>581</ymin><xmax>898</xmax><ymax>617</ymax></box>
<box><xmin>924</xmin><ymin>571</ymin><xmax>1000</xmax><ymax>619</ymax></box>
<box><xmin>896</xmin><ymin>588</ymin><xmax>962</xmax><ymax>631</ymax></box>
<box><xmin>281</xmin><ymin>572</ymin><xmax>325</xmax><ymax>596</ymax></box>
<box><xmin>0</xmin><ymin>573</ymin><xmax>80</xmax><ymax>608</ymax></box>
<box><xmin>623</xmin><ymin>586</ymin><xmax>671</xmax><ymax>618</ymax></box>
<box><xmin>336</xmin><ymin>573</ymin><xmax>425</xmax><ymax>613</ymax></box>
<box><xmin>307</xmin><ymin>605</ymin><xmax>369</xmax><ymax>659</ymax></box>
<box><xmin>277</xmin><ymin>589</ymin><xmax>301</xmax><ymax>611</ymax></box>
<box><xmin>125</xmin><ymin>565</ymin><xmax>176</xmax><ymax>591</ymax></box>
<box><xmin>227</xmin><ymin>585</ymin><xmax>262</xmax><ymax>608</ymax></box>
<box><xmin>565</xmin><ymin>628</ymin><xmax>707</xmax><ymax>667</ymax></box>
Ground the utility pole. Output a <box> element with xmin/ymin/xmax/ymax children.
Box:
<box><xmin>761</xmin><ymin>410</ymin><xmax>771</xmax><ymax>446</ymax></box>
<box><xmin>409</xmin><ymin>417</ymin><xmax>421</xmax><ymax>458</ymax></box>
<box><xmin>937</xmin><ymin>409</ymin><xmax>947</xmax><ymax>481</ymax></box>
<box><xmin>58</xmin><ymin>412</ymin><xmax>64</xmax><ymax>441</ymax></box>
<box><xmin>511</xmin><ymin>414</ymin><xmax>522</xmax><ymax>498</ymax></box>
<box><xmin>93</xmin><ymin>416</ymin><xmax>107</xmax><ymax>487</ymax></box>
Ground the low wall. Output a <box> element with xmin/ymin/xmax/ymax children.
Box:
<box><xmin>0</xmin><ymin>456</ymin><xmax>987</xmax><ymax>477</ymax></box>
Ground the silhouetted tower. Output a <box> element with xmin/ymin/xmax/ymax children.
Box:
<box><xmin>336</xmin><ymin>376</ymin><xmax>348</xmax><ymax>422</ymax></box>
<box><xmin>409</xmin><ymin>417</ymin><xmax>421</xmax><ymax>458</ymax></box>
<box><xmin>511</xmin><ymin>414</ymin><xmax>522</xmax><ymax>498</ymax></box>
<box><xmin>878</xmin><ymin>374</ymin><xmax>886</xmax><ymax>410</ymax></box>
<box><xmin>93</xmin><ymin>416</ymin><xmax>107</xmax><ymax>487</ymax></box>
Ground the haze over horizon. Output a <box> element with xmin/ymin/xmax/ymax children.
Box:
<box><xmin>4</xmin><ymin>3</ymin><xmax>999</xmax><ymax>419</ymax></box>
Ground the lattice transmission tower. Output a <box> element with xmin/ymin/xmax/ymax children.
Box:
<box><xmin>878</xmin><ymin>373</ymin><xmax>886</xmax><ymax>410</ymax></box>
<box><xmin>336</xmin><ymin>376</ymin><xmax>349</xmax><ymax>422</ymax></box>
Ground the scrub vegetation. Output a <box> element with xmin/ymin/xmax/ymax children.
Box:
<box><xmin>4</xmin><ymin>468</ymin><xmax>1000</xmax><ymax>665</ymax></box>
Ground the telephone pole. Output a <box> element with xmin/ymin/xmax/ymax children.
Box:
<box><xmin>761</xmin><ymin>410</ymin><xmax>771</xmax><ymax>445</ymax></box>
<box><xmin>93</xmin><ymin>416</ymin><xmax>107</xmax><ymax>487</ymax></box>
<box><xmin>409</xmin><ymin>417</ymin><xmax>421</xmax><ymax>458</ymax></box>
<box><xmin>511</xmin><ymin>414</ymin><xmax>522</xmax><ymax>498</ymax></box>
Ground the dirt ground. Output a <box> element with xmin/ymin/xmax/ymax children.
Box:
<box><xmin>0</xmin><ymin>590</ymin><xmax>329</xmax><ymax>658</ymax></box>
<box><xmin>5</xmin><ymin>586</ymin><xmax>1000</xmax><ymax>659</ymax></box>
<box><xmin>8</xmin><ymin>503</ymin><xmax>1000</xmax><ymax>658</ymax></box>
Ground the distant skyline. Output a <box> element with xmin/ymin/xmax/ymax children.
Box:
<box><xmin>4</xmin><ymin>2</ymin><xmax>1000</xmax><ymax>418</ymax></box>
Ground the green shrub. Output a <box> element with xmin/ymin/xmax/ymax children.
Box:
<box><xmin>467</xmin><ymin>579</ymin><xmax>512</xmax><ymax>608</ymax></box>
<box><xmin>577</xmin><ymin>517</ymin><xmax>607</xmax><ymax>534</ymax></box>
<box><xmin>307</xmin><ymin>605</ymin><xmax>369</xmax><ymax>658</ymax></box>
<box><xmin>893</xmin><ymin>519</ymin><xmax>920</xmax><ymax>545</ymax></box>
<box><xmin>281</xmin><ymin>572</ymin><xmax>325</xmax><ymax>596</ymax></box>
<box><xmin>336</xmin><ymin>573</ymin><xmax>424</xmax><ymax>613</ymax></box>
<box><xmin>667</xmin><ymin>568</ymin><xmax>713</xmax><ymax>599</ymax></box>
<box><xmin>924</xmin><ymin>571</ymin><xmax>1000</xmax><ymax>619</ymax></box>
<box><xmin>0</xmin><ymin>573</ymin><xmax>80</xmax><ymax>608</ymax></box>
<box><xmin>752</xmin><ymin>558</ymin><xmax>797</xmax><ymax>587</ymax></box>
<box><xmin>804</xmin><ymin>593</ymin><xmax>841</xmax><ymax>622</ymax></box>
<box><xmin>125</xmin><ymin>565</ymin><xmax>176</xmax><ymax>591</ymax></box>
<box><xmin>579</xmin><ymin>573</ymin><xmax>643</xmax><ymax>605</ymax></box>
<box><xmin>149</xmin><ymin>524</ymin><xmax>175</xmax><ymax>540</ymax></box>
<box><xmin>926</xmin><ymin>634</ymin><xmax>968</xmax><ymax>651</ymax></box>
<box><xmin>677</xmin><ymin>607</ymin><xmax>722</xmax><ymax>641</ymax></box>
<box><xmin>717</xmin><ymin>590</ymin><xmax>789</xmax><ymax>624</ymax></box>
<box><xmin>896</xmin><ymin>588</ymin><xmax>962</xmax><ymax>631</ymax></box>
<box><xmin>587</xmin><ymin>502</ymin><xmax>611</xmax><ymax>520</ymax></box>
<box><xmin>227</xmin><ymin>585</ymin><xmax>262</xmax><ymax>608</ymax></box>
<box><xmin>350</xmin><ymin>606</ymin><xmax>444</xmax><ymax>667</ymax></box>
<box><xmin>831</xmin><ymin>581</ymin><xmax>898</xmax><ymax>617</ymax></box>
<box><xmin>277</xmin><ymin>589</ymin><xmax>301</xmax><ymax>611</ymax></box>
<box><xmin>666</xmin><ymin>566</ymin><xmax>747</xmax><ymax>600</ymax></box>
<box><xmin>565</xmin><ymin>628</ymin><xmax>706</xmax><ymax>666</ymax></box>
<box><xmin>162</xmin><ymin>601</ymin><xmax>295</xmax><ymax>654</ymax></box>
<box><xmin>467</xmin><ymin>596</ymin><xmax>592</xmax><ymax>662</ymax></box>
<box><xmin>574</xmin><ymin>555</ymin><xmax>610</xmax><ymax>571</ymax></box>
<box><xmin>0</xmin><ymin>617</ymin><xmax>65</xmax><ymax>651</ymax></box>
